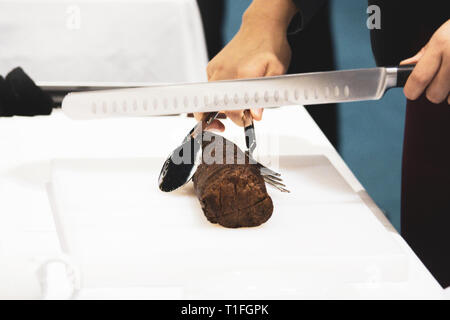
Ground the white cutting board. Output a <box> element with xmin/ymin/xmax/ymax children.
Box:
<box><xmin>48</xmin><ymin>151</ymin><xmax>407</xmax><ymax>298</ymax></box>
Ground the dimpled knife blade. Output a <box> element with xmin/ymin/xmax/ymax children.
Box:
<box><xmin>61</xmin><ymin>67</ymin><xmax>408</xmax><ymax>119</ymax></box>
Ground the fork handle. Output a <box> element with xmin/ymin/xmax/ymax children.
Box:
<box><xmin>243</xmin><ymin>110</ymin><xmax>256</xmax><ymax>155</ymax></box>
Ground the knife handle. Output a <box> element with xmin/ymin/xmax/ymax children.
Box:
<box><xmin>395</xmin><ymin>64</ymin><xmax>415</xmax><ymax>87</ymax></box>
<box><xmin>0</xmin><ymin>67</ymin><xmax>53</xmax><ymax>117</ymax></box>
<box><xmin>243</xmin><ymin>110</ymin><xmax>256</xmax><ymax>155</ymax></box>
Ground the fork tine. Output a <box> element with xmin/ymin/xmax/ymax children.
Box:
<box><xmin>247</xmin><ymin>152</ymin><xmax>282</xmax><ymax>178</ymax></box>
<box><xmin>264</xmin><ymin>175</ymin><xmax>286</xmax><ymax>187</ymax></box>
<box><xmin>260</xmin><ymin>171</ymin><xmax>283</xmax><ymax>182</ymax></box>
<box><xmin>264</xmin><ymin>177</ymin><xmax>290</xmax><ymax>193</ymax></box>
<box><xmin>259</xmin><ymin>166</ymin><xmax>282</xmax><ymax>177</ymax></box>
<box><xmin>243</xmin><ymin>114</ymin><xmax>288</xmax><ymax>192</ymax></box>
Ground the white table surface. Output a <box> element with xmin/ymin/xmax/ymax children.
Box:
<box><xmin>0</xmin><ymin>106</ymin><xmax>445</xmax><ymax>299</ymax></box>
<box><xmin>0</xmin><ymin>0</ymin><xmax>445</xmax><ymax>300</ymax></box>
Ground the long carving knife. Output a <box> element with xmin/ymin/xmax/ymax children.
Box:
<box><xmin>37</xmin><ymin>81</ymin><xmax>158</xmax><ymax>106</ymax></box>
<box><xmin>60</xmin><ymin>66</ymin><xmax>414</xmax><ymax>119</ymax></box>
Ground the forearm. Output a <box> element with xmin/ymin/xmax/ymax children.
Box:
<box><xmin>243</xmin><ymin>0</ymin><xmax>299</xmax><ymax>32</ymax></box>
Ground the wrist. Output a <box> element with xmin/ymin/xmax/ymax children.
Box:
<box><xmin>242</xmin><ymin>0</ymin><xmax>298</xmax><ymax>32</ymax></box>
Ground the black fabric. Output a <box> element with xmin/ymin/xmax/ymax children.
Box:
<box><xmin>0</xmin><ymin>67</ymin><xmax>53</xmax><ymax>117</ymax></box>
<box><xmin>291</xmin><ymin>0</ymin><xmax>327</xmax><ymax>31</ymax></box>
<box><xmin>368</xmin><ymin>0</ymin><xmax>450</xmax><ymax>287</ymax></box>
<box><xmin>0</xmin><ymin>75</ymin><xmax>14</xmax><ymax>117</ymax></box>
<box><xmin>401</xmin><ymin>95</ymin><xmax>450</xmax><ymax>288</ymax></box>
<box><xmin>288</xmin><ymin>1</ymin><xmax>338</xmax><ymax>149</ymax></box>
<box><xmin>197</xmin><ymin>0</ymin><xmax>225</xmax><ymax>60</ymax></box>
<box><xmin>368</xmin><ymin>0</ymin><xmax>449</xmax><ymax>66</ymax></box>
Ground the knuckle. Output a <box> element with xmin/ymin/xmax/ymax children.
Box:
<box><xmin>213</xmin><ymin>63</ymin><xmax>225</xmax><ymax>74</ymax></box>
<box><xmin>267</xmin><ymin>59</ymin><xmax>285</xmax><ymax>74</ymax></box>
<box><xmin>272</xmin><ymin>63</ymin><xmax>285</xmax><ymax>75</ymax></box>
<box><xmin>264</xmin><ymin>52</ymin><xmax>278</xmax><ymax>61</ymax></box>
<box><xmin>206</xmin><ymin>63</ymin><xmax>213</xmax><ymax>74</ymax></box>
<box><xmin>403</xmin><ymin>88</ymin><xmax>414</xmax><ymax>100</ymax></box>
<box><xmin>445</xmin><ymin>42</ymin><xmax>450</xmax><ymax>53</ymax></box>
<box><xmin>426</xmin><ymin>90</ymin><xmax>443</xmax><ymax>104</ymax></box>
<box><xmin>411</xmin><ymin>72</ymin><xmax>429</xmax><ymax>86</ymax></box>
<box><xmin>237</xmin><ymin>65</ymin><xmax>256</xmax><ymax>78</ymax></box>
<box><xmin>432</xmin><ymin>33</ymin><xmax>447</xmax><ymax>47</ymax></box>
<box><xmin>226</xmin><ymin>110</ymin><xmax>242</xmax><ymax>117</ymax></box>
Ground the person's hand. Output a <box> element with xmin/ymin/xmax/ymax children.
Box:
<box><xmin>401</xmin><ymin>19</ymin><xmax>450</xmax><ymax>104</ymax></box>
<box><xmin>194</xmin><ymin>0</ymin><xmax>298</xmax><ymax>131</ymax></box>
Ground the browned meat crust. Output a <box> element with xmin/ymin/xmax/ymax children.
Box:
<box><xmin>193</xmin><ymin>132</ymin><xmax>273</xmax><ymax>228</ymax></box>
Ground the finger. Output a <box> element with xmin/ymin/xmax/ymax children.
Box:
<box><xmin>243</xmin><ymin>59</ymin><xmax>282</xmax><ymax>123</ymax></box>
<box><xmin>403</xmin><ymin>47</ymin><xmax>442</xmax><ymax>100</ymax></box>
<box><xmin>447</xmin><ymin>94</ymin><xmax>450</xmax><ymax>105</ymax></box>
<box><xmin>206</xmin><ymin>62</ymin><xmax>215</xmax><ymax>80</ymax></box>
<box><xmin>236</xmin><ymin>60</ymin><xmax>268</xmax><ymax>79</ymax></box>
<box><xmin>194</xmin><ymin>112</ymin><xmax>203</xmax><ymax>121</ymax></box>
<box><xmin>210</xmin><ymin>67</ymin><xmax>235</xmax><ymax>82</ymax></box>
<box><xmin>240</xmin><ymin>110</ymin><xmax>251</xmax><ymax>127</ymax></box>
<box><xmin>225</xmin><ymin>110</ymin><xmax>245</xmax><ymax>127</ymax></box>
<box><xmin>195</xmin><ymin>69</ymin><xmax>235</xmax><ymax>124</ymax></box>
<box><xmin>250</xmin><ymin>108</ymin><xmax>264</xmax><ymax>121</ymax></box>
<box><xmin>426</xmin><ymin>57</ymin><xmax>450</xmax><ymax>104</ymax></box>
<box><xmin>205</xmin><ymin>119</ymin><xmax>225</xmax><ymax>132</ymax></box>
<box><xmin>194</xmin><ymin>111</ymin><xmax>227</xmax><ymax>121</ymax></box>
<box><xmin>215</xmin><ymin>112</ymin><xmax>227</xmax><ymax>119</ymax></box>
<box><xmin>265</xmin><ymin>59</ymin><xmax>286</xmax><ymax>77</ymax></box>
<box><xmin>194</xmin><ymin>112</ymin><xmax>216</xmax><ymax>122</ymax></box>
<box><xmin>400</xmin><ymin>47</ymin><xmax>426</xmax><ymax>65</ymax></box>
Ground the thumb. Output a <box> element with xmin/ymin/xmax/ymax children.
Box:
<box><xmin>193</xmin><ymin>112</ymin><xmax>203</xmax><ymax>121</ymax></box>
<box><xmin>205</xmin><ymin>119</ymin><xmax>225</xmax><ymax>132</ymax></box>
<box><xmin>400</xmin><ymin>46</ymin><xmax>426</xmax><ymax>65</ymax></box>
<box><xmin>250</xmin><ymin>108</ymin><xmax>263</xmax><ymax>121</ymax></box>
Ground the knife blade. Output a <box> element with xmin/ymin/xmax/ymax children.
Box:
<box><xmin>60</xmin><ymin>66</ymin><xmax>413</xmax><ymax>120</ymax></box>
<box><xmin>37</xmin><ymin>81</ymin><xmax>160</xmax><ymax>106</ymax></box>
